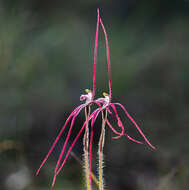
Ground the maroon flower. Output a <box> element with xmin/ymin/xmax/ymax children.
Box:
<box><xmin>36</xmin><ymin>9</ymin><xmax>155</xmax><ymax>188</ymax></box>
<box><xmin>36</xmin><ymin>9</ymin><xmax>100</xmax><ymax>187</ymax></box>
<box><xmin>91</xmin><ymin>17</ymin><xmax>156</xmax><ymax>149</ymax></box>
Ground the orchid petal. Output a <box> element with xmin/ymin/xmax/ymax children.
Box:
<box><xmin>109</xmin><ymin>104</ymin><xmax>143</xmax><ymax>143</ymax></box>
<box><xmin>106</xmin><ymin>107</ymin><xmax>112</xmax><ymax>114</ymax></box>
<box><xmin>112</xmin><ymin>103</ymin><xmax>156</xmax><ymax>150</ymax></box>
<box><xmin>52</xmin><ymin>104</ymin><xmax>88</xmax><ymax>185</ymax></box>
<box><xmin>52</xmin><ymin>118</ymin><xmax>86</xmax><ymax>187</ymax></box>
<box><xmin>109</xmin><ymin>104</ymin><xmax>125</xmax><ymax>136</ymax></box>
<box><xmin>35</xmin><ymin>104</ymin><xmax>85</xmax><ymax>176</ymax></box>
<box><xmin>52</xmin><ymin>112</ymin><xmax>96</xmax><ymax>186</ymax></box>
<box><xmin>126</xmin><ymin>135</ymin><xmax>144</xmax><ymax>144</ymax></box>
<box><xmin>91</xmin><ymin>108</ymin><xmax>101</xmax><ymax>127</ymax></box>
<box><xmin>52</xmin><ymin>116</ymin><xmax>76</xmax><ymax>185</ymax></box>
<box><xmin>106</xmin><ymin>119</ymin><xmax>123</xmax><ymax>139</ymax></box>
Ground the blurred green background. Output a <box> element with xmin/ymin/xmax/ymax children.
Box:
<box><xmin>0</xmin><ymin>0</ymin><xmax>189</xmax><ymax>189</ymax></box>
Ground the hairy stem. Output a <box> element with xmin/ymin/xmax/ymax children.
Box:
<box><xmin>98</xmin><ymin>110</ymin><xmax>107</xmax><ymax>190</ymax></box>
<box><xmin>84</xmin><ymin>106</ymin><xmax>91</xmax><ymax>190</ymax></box>
<box><xmin>70</xmin><ymin>151</ymin><xmax>99</xmax><ymax>188</ymax></box>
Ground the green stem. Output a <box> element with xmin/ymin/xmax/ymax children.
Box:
<box><xmin>98</xmin><ymin>110</ymin><xmax>107</xmax><ymax>190</ymax></box>
<box><xmin>70</xmin><ymin>151</ymin><xmax>99</xmax><ymax>188</ymax></box>
<box><xmin>83</xmin><ymin>106</ymin><xmax>91</xmax><ymax>190</ymax></box>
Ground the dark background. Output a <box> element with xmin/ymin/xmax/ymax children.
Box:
<box><xmin>0</xmin><ymin>0</ymin><xmax>189</xmax><ymax>189</ymax></box>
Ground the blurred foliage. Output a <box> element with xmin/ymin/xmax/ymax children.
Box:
<box><xmin>0</xmin><ymin>0</ymin><xmax>189</xmax><ymax>189</ymax></box>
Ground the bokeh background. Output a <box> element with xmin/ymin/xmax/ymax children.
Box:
<box><xmin>0</xmin><ymin>0</ymin><xmax>189</xmax><ymax>189</ymax></box>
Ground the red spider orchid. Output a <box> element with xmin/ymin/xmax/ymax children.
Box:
<box><xmin>36</xmin><ymin>9</ymin><xmax>100</xmax><ymax>188</ymax></box>
<box><xmin>35</xmin><ymin>89</ymin><xmax>92</xmax><ymax>176</ymax></box>
<box><xmin>52</xmin><ymin>12</ymin><xmax>156</xmax><ymax>190</ymax></box>
<box><xmin>36</xmin><ymin>9</ymin><xmax>156</xmax><ymax>189</ymax></box>
<box><xmin>90</xmin><ymin>17</ymin><xmax>155</xmax><ymax>190</ymax></box>
<box><xmin>91</xmin><ymin>17</ymin><xmax>156</xmax><ymax>150</ymax></box>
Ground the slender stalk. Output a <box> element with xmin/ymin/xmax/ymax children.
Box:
<box><xmin>70</xmin><ymin>151</ymin><xmax>100</xmax><ymax>188</ymax></box>
<box><xmin>83</xmin><ymin>106</ymin><xmax>91</xmax><ymax>190</ymax></box>
<box><xmin>98</xmin><ymin>110</ymin><xmax>107</xmax><ymax>190</ymax></box>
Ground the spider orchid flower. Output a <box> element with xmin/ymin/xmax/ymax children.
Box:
<box><xmin>94</xmin><ymin>92</ymin><xmax>156</xmax><ymax>149</ymax></box>
<box><xmin>36</xmin><ymin>8</ymin><xmax>100</xmax><ymax>188</ymax></box>
<box><xmin>35</xmin><ymin>89</ymin><xmax>92</xmax><ymax>175</ymax></box>
<box><xmin>90</xmin><ymin>16</ymin><xmax>156</xmax><ymax>149</ymax></box>
<box><xmin>52</xmin><ymin>12</ymin><xmax>155</xmax><ymax>190</ymax></box>
<box><xmin>51</xmin><ymin>99</ymin><xmax>129</xmax><ymax>186</ymax></box>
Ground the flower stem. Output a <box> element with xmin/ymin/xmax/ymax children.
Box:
<box><xmin>98</xmin><ymin>110</ymin><xmax>107</xmax><ymax>190</ymax></box>
<box><xmin>84</xmin><ymin>106</ymin><xmax>91</xmax><ymax>190</ymax></box>
<box><xmin>70</xmin><ymin>151</ymin><xmax>99</xmax><ymax>188</ymax></box>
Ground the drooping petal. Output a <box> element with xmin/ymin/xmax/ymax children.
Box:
<box><xmin>52</xmin><ymin>119</ymin><xmax>85</xmax><ymax>187</ymax></box>
<box><xmin>109</xmin><ymin>104</ymin><xmax>124</xmax><ymax>136</ymax></box>
<box><xmin>52</xmin><ymin>111</ymin><xmax>98</xmax><ymax>187</ymax></box>
<box><xmin>52</xmin><ymin>104</ymin><xmax>87</xmax><ymax>182</ymax></box>
<box><xmin>35</xmin><ymin>104</ymin><xmax>85</xmax><ymax>176</ymax></box>
<box><xmin>106</xmin><ymin>117</ymin><xmax>143</xmax><ymax>143</ymax></box>
<box><xmin>91</xmin><ymin>108</ymin><xmax>101</xmax><ymax>127</ymax></box>
<box><xmin>106</xmin><ymin>119</ymin><xmax>123</xmax><ymax>139</ymax></box>
<box><xmin>108</xmin><ymin>104</ymin><xmax>144</xmax><ymax>143</ymax></box>
<box><xmin>126</xmin><ymin>135</ymin><xmax>144</xmax><ymax>144</ymax></box>
<box><xmin>106</xmin><ymin>106</ymin><xmax>112</xmax><ymax>114</ymax></box>
<box><xmin>110</xmin><ymin>105</ymin><xmax>120</xmax><ymax>125</ymax></box>
<box><xmin>112</xmin><ymin>103</ymin><xmax>156</xmax><ymax>150</ymax></box>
